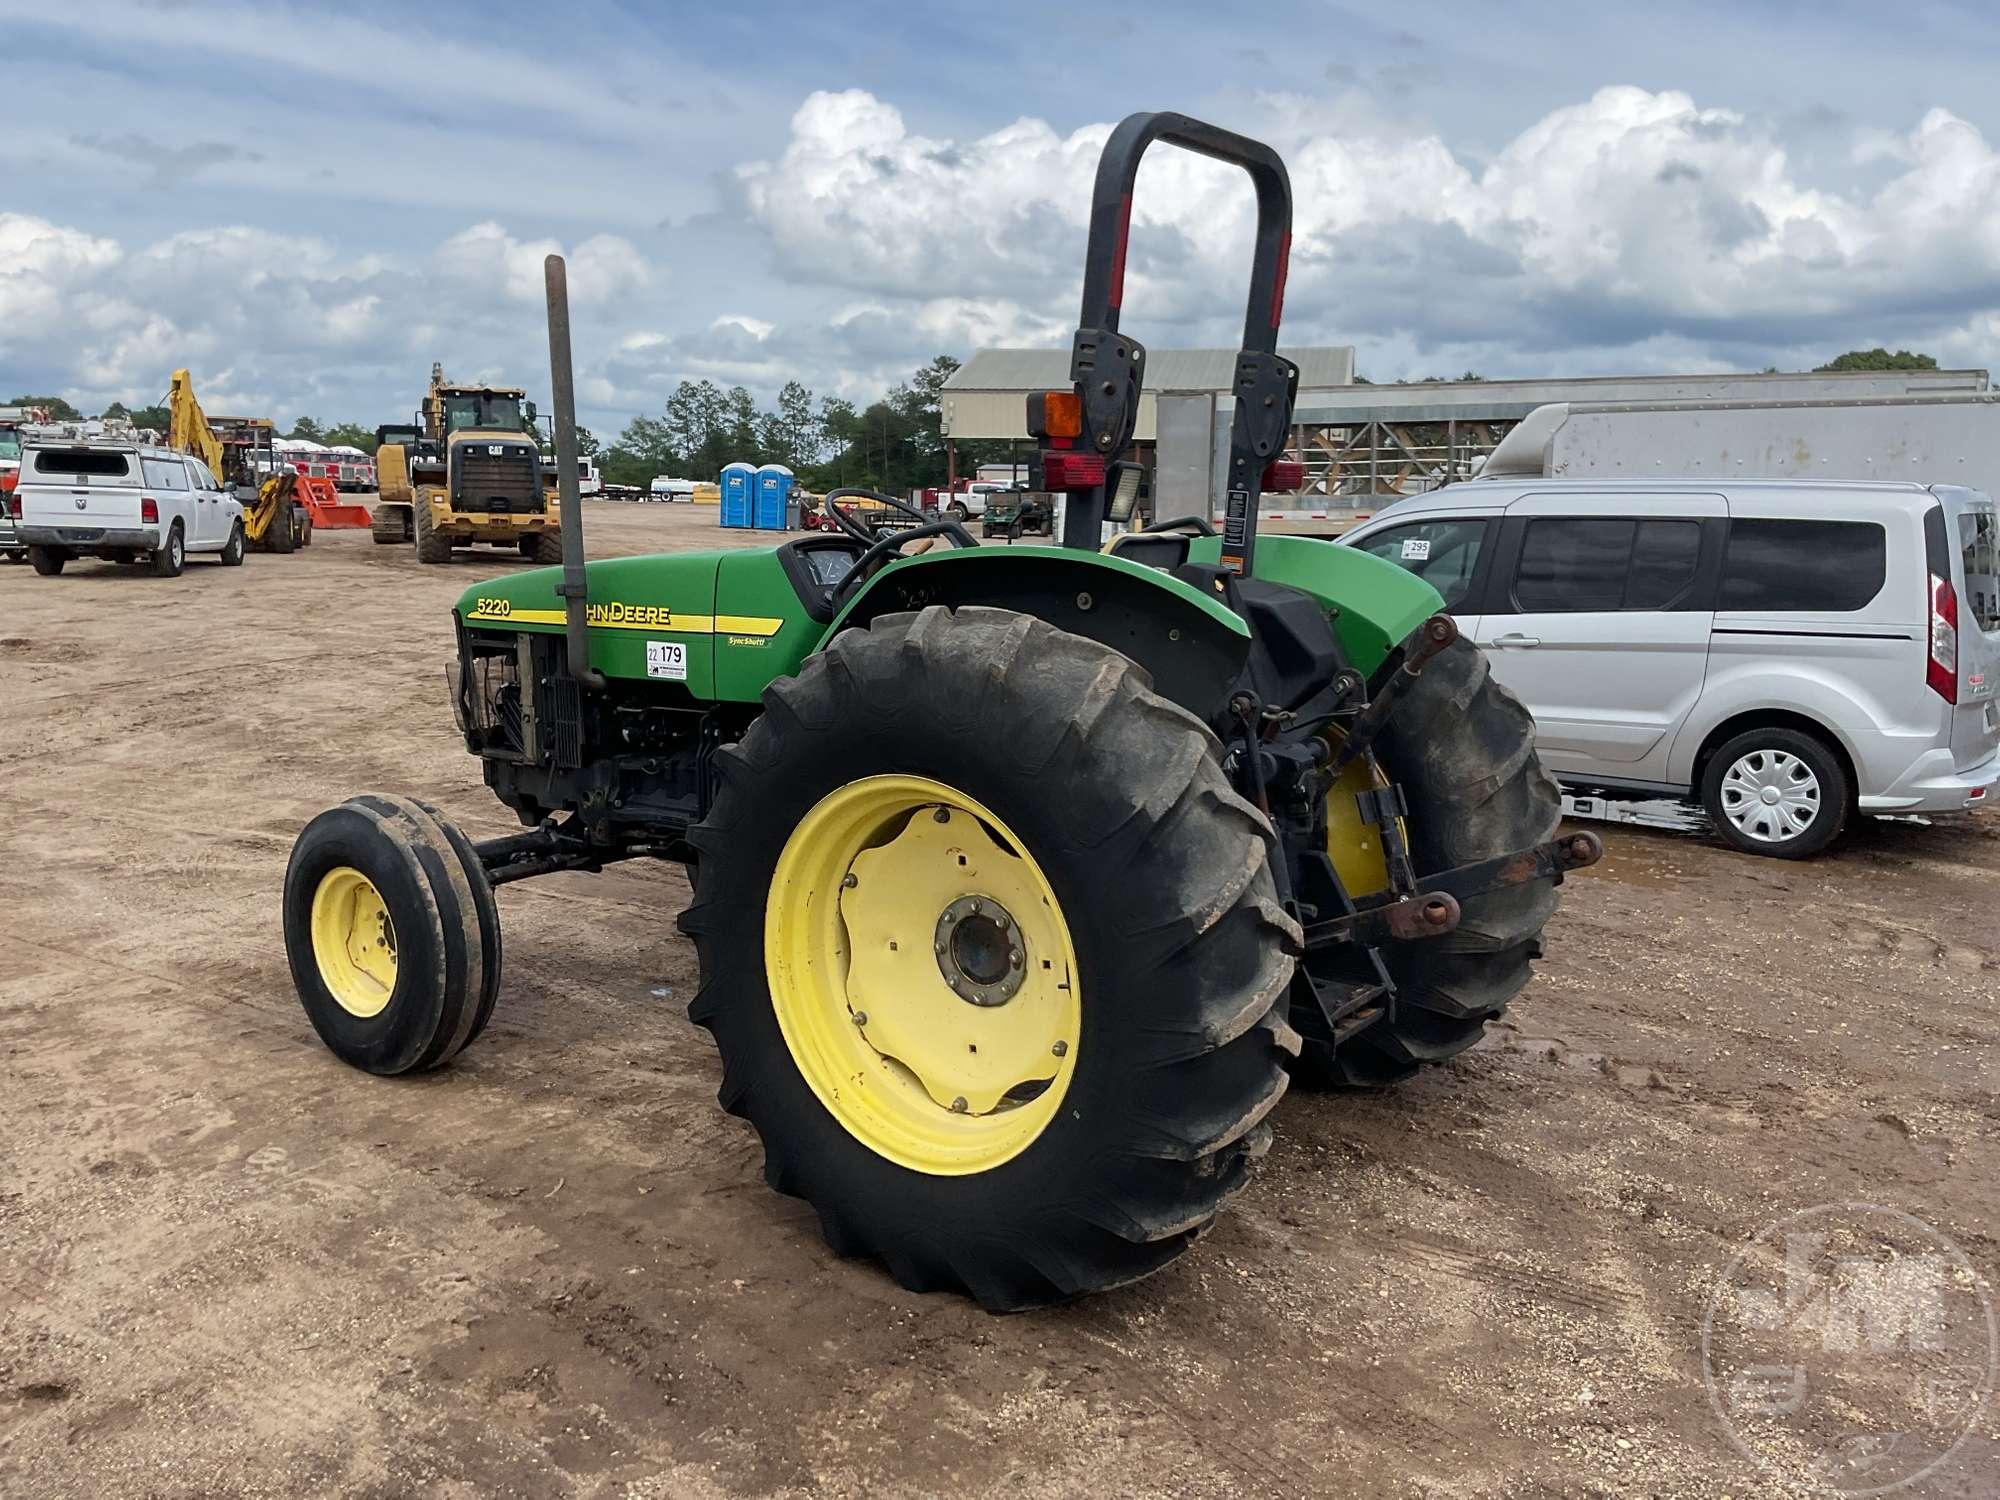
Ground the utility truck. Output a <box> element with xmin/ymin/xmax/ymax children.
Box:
<box><xmin>281</xmin><ymin>113</ymin><xmax>1596</xmax><ymax>1309</ymax></box>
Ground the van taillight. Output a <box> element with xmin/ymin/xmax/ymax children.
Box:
<box><xmin>1928</xmin><ymin>573</ymin><xmax>1959</xmax><ymax>705</ymax></box>
<box><xmin>141</xmin><ymin>497</ymin><xmax>158</xmax><ymax>524</ymax></box>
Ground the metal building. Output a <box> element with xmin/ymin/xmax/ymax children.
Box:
<box><xmin>938</xmin><ymin>347</ymin><xmax>1357</xmax><ymax>488</ymax></box>
<box><xmin>1285</xmin><ymin>368</ymin><xmax>1990</xmax><ymax>505</ymax></box>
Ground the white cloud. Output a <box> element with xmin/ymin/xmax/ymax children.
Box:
<box><xmin>0</xmin><ymin>213</ymin><xmax>659</xmax><ymax>424</ymax></box>
<box><xmin>736</xmin><ymin>87</ymin><xmax>2000</xmax><ymax>372</ymax></box>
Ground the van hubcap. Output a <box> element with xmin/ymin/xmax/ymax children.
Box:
<box><xmin>1720</xmin><ymin>749</ymin><xmax>1821</xmax><ymax>843</ymax></box>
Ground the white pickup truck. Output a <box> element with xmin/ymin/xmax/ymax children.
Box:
<box><xmin>16</xmin><ymin>438</ymin><xmax>246</xmax><ymax>577</ymax></box>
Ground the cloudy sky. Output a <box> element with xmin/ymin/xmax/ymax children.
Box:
<box><xmin>8</xmin><ymin>0</ymin><xmax>2000</xmax><ymax>438</ymax></box>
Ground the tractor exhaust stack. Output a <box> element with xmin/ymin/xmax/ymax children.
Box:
<box><xmin>543</xmin><ymin>253</ymin><xmax>604</xmax><ymax>689</ymax></box>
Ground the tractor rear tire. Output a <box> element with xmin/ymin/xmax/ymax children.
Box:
<box><xmin>413</xmin><ymin>498</ymin><xmax>453</xmax><ymax>563</ymax></box>
<box><xmin>523</xmin><ymin>532</ymin><xmax>563</xmax><ymax>563</ymax></box>
<box><xmin>267</xmin><ymin>507</ymin><xmax>297</xmax><ymax>554</ymax></box>
<box><xmin>682</xmin><ymin>605</ymin><xmax>1299</xmax><ymax>1310</ymax></box>
<box><xmin>283</xmin><ymin>795</ymin><xmax>493</xmax><ymax>1074</ymax></box>
<box><xmin>298</xmin><ymin>507</ymin><xmax>314</xmax><ymax>547</ymax></box>
<box><xmin>1293</xmin><ymin>637</ymin><xmax>1561</xmax><ymax>1087</ymax></box>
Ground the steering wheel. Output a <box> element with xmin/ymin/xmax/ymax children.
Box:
<box><xmin>820</xmin><ymin>492</ymin><xmax>981</xmax><ymax>614</ymax></box>
<box><xmin>822</xmin><ymin>486</ymin><xmax>943</xmax><ymax>544</ymax></box>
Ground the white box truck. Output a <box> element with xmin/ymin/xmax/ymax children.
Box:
<box><xmin>1480</xmin><ymin>391</ymin><xmax>2000</xmax><ymax>494</ymax></box>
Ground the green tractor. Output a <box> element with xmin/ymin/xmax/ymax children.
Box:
<box><xmin>282</xmin><ymin>112</ymin><xmax>1598</xmax><ymax>1310</ymax></box>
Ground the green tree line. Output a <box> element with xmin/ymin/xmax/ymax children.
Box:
<box><xmin>598</xmin><ymin>355</ymin><xmax>1010</xmax><ymax>493</ymax></box>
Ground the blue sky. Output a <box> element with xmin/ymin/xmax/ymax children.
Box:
<box><xmin>7</xmin><ymin>0</ymin><xmax>2000</xmax><ymax>439</ymax></box>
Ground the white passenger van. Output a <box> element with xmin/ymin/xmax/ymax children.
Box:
<box><xmin>1343</xmin><ymin>479</ymin><xmax>2000</xmax><ymax>856</ymax></box>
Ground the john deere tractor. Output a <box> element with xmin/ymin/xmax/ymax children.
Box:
<box><xmin>283</xmin><ymin>113</ymin><xmax>1597</xmax><ymax>1310</ymax></box>
<box><xmin>372</xmin><ymin>364</ymin><xmax>562</xmax><ymax>564</ymax></box>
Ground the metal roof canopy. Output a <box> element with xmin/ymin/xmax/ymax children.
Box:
<box><xmin>1292</xmin><ymin>368</ymin><xmax>1988</xmax><ymax>428</ymax></box>
<box><xmin>941</xmin><ymin>346</ymin><xmax>1356</xmax><ymax>441</ymax></box>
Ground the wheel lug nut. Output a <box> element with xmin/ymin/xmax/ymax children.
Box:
<box><xmin>950</xmin><ymin>1097</ymin><xmax>968</xmax><ymax>1113</ymax></box>
<box><xmin>933</xmin><ymin>807</ymin><xmax>950</xmax><ymax>823</ymax></box>
<box><xmin>852</xmin><ymin>1011</ymin><xmax>868</xmax><ymax>1026</ymax></box>
<box><xmin>1052</xmin><ymin>1040</ymin><xmax>1068</xmax><ymax>1058</ymax></box>
<box><xmin>1009</xmin><ymin>948</ymin><xmax>1023</xmax><ymax>968</ymax></box>
<box><xmin>842</xmin><ymin>873</ymin><xmax>858</xmax><ymax>889</ymax></box>
<box><xmin>967</xmin><ymin>898</ymin><xmax>980</xmax><ymax>915</ymax></box>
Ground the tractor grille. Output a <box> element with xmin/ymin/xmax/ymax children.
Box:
<box><xmin>454</xmin><ymin>448</ymin><xmax>544</xmax><ymax>515</ymax></box>
<box><xmin>459</xmin><ymin>633</ymin><xmax>529</xmax><ymax>759</ymax></box>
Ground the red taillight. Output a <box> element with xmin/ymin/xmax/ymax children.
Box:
<box><xmin>1928</xmin><ymin>573</ymin><xmax>1959</xmax><ymax>704</ymax></box>
<box><xmin>1261</xmin><ymin>460</ymin><xmax>1305</xmax><ymax>492</ymax></box>
<box><xmin>1040</xmin><ymin>451</ymin><xmax>1106</xmax><ymax>490</ymax></box>
<box><xmin>141</xmin><ymin>497</ymin><xmax>159</xmax><ymax>524</ymax></box>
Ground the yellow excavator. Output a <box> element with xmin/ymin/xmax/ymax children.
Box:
<box><xmin>372</xmin><ymin>363</ymin><xmax>561</xmax><ymax>563</ymax></box>
<box><xmin>167</xmin><ymin>370</ymin><xmax>312</xmax><ymax>552</ymax></box>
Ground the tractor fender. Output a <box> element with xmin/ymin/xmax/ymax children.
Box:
<box><xmin>818</xmin><ymin>545</ymin><xmax>1251</xmax><ymax>715</ymax></box>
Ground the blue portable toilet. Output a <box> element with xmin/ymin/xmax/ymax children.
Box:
<box><xmin>754</xmin><ymin>463</ymin><xmax>795</xmax><ymax>530</ymax></box>
<box><xmin>719</xmin><ymin>462</ymin><xmax>756</xmax><ymax>528</ymax></box>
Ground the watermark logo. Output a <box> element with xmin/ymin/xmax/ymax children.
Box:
<box><xmin>1703</xmin><ymin>1203</ymin><xmax>1996</xmax><ymax>1495</ymax></box>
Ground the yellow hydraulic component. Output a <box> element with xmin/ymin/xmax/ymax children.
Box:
<box><xmin>1323</xmin><ymin>731</ymin><xmax>1398</xmax><ymax>898</ymax></box>
<box><xmin>310</xmin><ymin>866</ymin><xmax>398</xmax><ymax>1018</ymax></box>
<box><xmin>168</xmin><ymin>368</ymin><xmax>224</xmax><ymax>484</ymax></box>
<box><xmin>765</xmin><ymin>774</ymin><xmax>1081</xmax><ymax>1176</ymax></box>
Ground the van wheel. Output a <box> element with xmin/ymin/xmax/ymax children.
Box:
<box><xmin>29</xmin><ymin>546</ymin><xmax>65</xmax><ymax>576</ymax></box>
<box><xmin>151</xmin><ymin>523</ymin><xmax>186</xmax><ymax>578</ymax></box>
<box><xmin>1700</xmin><ymin>727</ymin><xmax>1849</xmax><ymax>858</ymax></box>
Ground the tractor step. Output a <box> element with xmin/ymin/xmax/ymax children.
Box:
<box><xmin>1301</xmin><ymin>972</ymin><xmax>1392</xmax><ymax>1042</ymax></box>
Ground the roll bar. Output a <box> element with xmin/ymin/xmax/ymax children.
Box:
<box><xmin>1055</xmin><ymin>111</ymin><xmax>1300</xmax><ymax>578</ymax></box>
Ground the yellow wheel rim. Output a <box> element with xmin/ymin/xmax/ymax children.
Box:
<box><xmin>765</xmin><ymin>775</ymin><xmax>1081</xmax><ymax>1176</ymax></box>
<box><xmin>310</xmin><ymin>866</ymin><xmax>399</xmax><ymax>1018</ymax></box>
<box><xmin>1324</xmin><ymin>732</ymin><xmax>1400</xmax><ymax>899</ymax></box>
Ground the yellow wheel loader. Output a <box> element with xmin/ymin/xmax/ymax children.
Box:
<box><xmin>372</xmin><ymin>364</ymin><xmax>562</xmax><ymax>564</ymax></box>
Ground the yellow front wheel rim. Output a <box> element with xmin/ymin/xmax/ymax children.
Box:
<box><xmin>765</xmin><ymin>775</ymin><xmax>1081</xmax><ymax>1176</ymax></box>
<box><xmin>310</xmin><ymin>866</ymin><xmax>399</xmax><ymax>1018</ymax></box>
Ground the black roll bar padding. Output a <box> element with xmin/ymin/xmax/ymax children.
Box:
<box><xmin>1061</xmin><ymin>112</ymin><xmax>1300</xmax><ymax>576</ymax></box>
<box><xmin>1077</xmin><ymin>111</ymin><xmax>1294</xmax><ymax>353</ymax></box>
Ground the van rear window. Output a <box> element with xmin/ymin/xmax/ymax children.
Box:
<box><xmin>1959</xmin><ymin>510</ymin><xmax>2000</xmax><ymax>632</ymax></box>
<box><xmin>31</xmin><ymin>448</ymin><xmax>131</xmax><ymax>479</ymax></box>
<box><xmin>1720</xmin><ymin>519</ymin><xmax>1885</xmax><ymax>613</ymax></box>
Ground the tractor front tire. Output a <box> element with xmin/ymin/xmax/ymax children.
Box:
<box><xmin>412</xmin><ymin>499</ymin><xmax>454</xmax><ymax>563</ymax></box>
<box><xmin>682</xmin><ymin>605</ymin><xmax>1299</xmax><ymax>1310</ymax></box>
<box><xmin>283</xmin><ymin>795</ymin><xmax>499</xmax><ymax>1074</ymax></box>
<box><xmin>1293</xmin><ymin>637</ymin><xmax>1561</xmax><ymax>1087</ymax></box>
<box><xmin>372</xmin><ymin>506</ymin><xmax>411</xmax><ymax>545</ymax></box>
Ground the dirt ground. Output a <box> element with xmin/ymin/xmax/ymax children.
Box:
<box><xmin>2</xmin><ymin>502</ymin><xmax>1996</xmax><ymax>1498</ymax></box>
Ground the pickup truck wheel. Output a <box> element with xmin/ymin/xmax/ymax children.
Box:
<box><xmin>947</xmin><ymin>501</ymin><xmax>969</xmax><ymax>521</ymax></box>
<box><xmin>150</xmin><ymin>523</ymin><xmax>185</xmax><ymax>578</ymax></box>
<box><xmin>283</xmin><ymin>795</ymin><xmax>491</xmax><ymax>1074</ymax></box>
<box><xmin>219</xmin><ymin>522</ymin><xmax>246</xmax><ymax>566</ymax></box>
<box><xmin>29</xmin><ymin>546</ymin><xmax>65</xmax><ymax>576</ymax></box>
